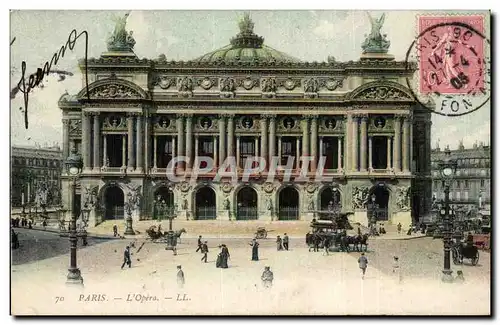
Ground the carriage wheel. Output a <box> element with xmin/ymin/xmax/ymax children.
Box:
<box><xmin>472</xmin><ymin>250</ymin><xmax>479</xmax><ymax>266</ymax></box>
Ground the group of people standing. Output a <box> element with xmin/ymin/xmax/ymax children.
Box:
<box><xmin>276</xmin><ymin>233</ymin><xmax>289</xmax><ymax>251</ymax></box>
<box><xmin>11</xmin><ymin>217</ymin><xmax>33</xmax><ymax>229</ymax></box>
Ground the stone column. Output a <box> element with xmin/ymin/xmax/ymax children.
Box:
<box><xmin>260</xmin><ymin>117</ymin><xmax>268</xmax><ymax>167</ymax></box>
<box><xmin>301</xmin><ymin>117</ymin><xmax>310</xmax><ymax>170</ymax></box>
<box><xmin>269</xmin><ymin>116</ymin><xmax>276</xmax><ymax>161</ymax></box>
<box><xmin>393</xmin><ymin>115</ymin><xmax>402</xmax><ymax>172</ymax></box>
<box><xmin>102</xmin><ymin>135</ymin><xmax>107</xmax><ymax>167</ymax></box>
<box><xmin>185</xmin><ymin>115</ymin><xmax>193</xmax><ymax>169</ymax></box>
<box><xmin>121</xmin><ymin>135</ymin><xmax>126</xmax><ymax>169</ymax></box>
<box><xmin>255</xmin><ymin>137</ymin><xmax>259</xmax><ymax>159</ymax></box>
<box><xmin>368</xmin><ymin>136</ymin><xmax>373</xmax><ymax>170</ymax></box>
<box><xmin>337</xmin><ymin>137</ymin><xmax>342</xmax><ymax>170</ymax></box>
<box><xmin>387</xmin><ymin>136</ymin><xmax>392</xmax><ymax>170</ymax></box>
<box><xmin>144</xmin><ymin>114</ymin><xmax>151</xmax><ymax>171</ymax></box>
<box><xmin>92</xmin><ymin>113</ymin><xmax>101</xmax><ymax>171</ymax></box>
<box><xmin>127</xmin><ymin>115</ymin><xmax>135</xmax><ymax>171</ymax></box>
<box><xmin>218</xmin><ymin>115</ymin><xmax>226</xmax><ymax>165</ymax></box>
<box><xmin>236</xmin><ymin>136</ymin><xmax>241</xmax><ymax>168</ymax></box>
<box><xmin>360</xmin><ymin>115</ymin><xmax>368</xmax><ymax>171</ymax></box>
<box><xmin>227</xmin><ymin>115</ymin><xmax>235</xmax><ymax>160</ymax></box>
<box><xmin>214</xmin><ymin>136</ymin><xmax>218</xmax><ymax>168</ymax></box>
<box><xmin>310</xmin><ymin>116</ymin><xmax>318</xmax><ymax>171</ymax></box>
<box><xmin>402</xmin><ymin>115</ymin><xmax>410</xmax><ymax>172</ymax></box>
<box><xmin>319</xmin><ymin>137</ymin><xmax>324</xmax><ymax>165</ymax></box>
<box><xmin>176</xmin><ymin>115</ymin><xmax>184</xmax><ymax>170</ymax></box>
<box><xmin>345</xmin><ymin>115</ymin><xmax>351</xmax><ymax>171</ymax></box>
<box><xmin>62</xmin><ymin>119</ymin><xmax>70</xmax><ymax>161</ymax></box>
<box><xmin>352</xmin><ymin>115</ymin><xmax>359</xmax><ymax>171</ymax></box>
<box><xmin>82</xmin><ymin>112</ymin><xmax>91</xmax><ymax>171</ymax></box>
<box><xmin>172</xmin><ymin>138</ymin><xmax>176</xmax><ymax>164</ymax></box>
<box><xmin>195</xmin><ymin>135</ymin><xmax>199</xmax><ymax>162</ymax></box>
<box><xmin>425</xmin><ymin>121</ymin><xmax>432</xmax><ymax>173</ymax></box>
<box><xmin>153</xmin><ymin>135</ymin><xmax>158</xmax><ymax>169</ymax></box>
<box><xmin>296</xmin><ymin>137</ymin><xmax>300</xmax><ymax>169</ymax></box>
<box><xmin>278</xmin><ymin>136</ymin><xmax>282</xmax><ymax>162</ymax></box>
<box><xmin>409</xmin><ymin>116</ymin><xmax>414</xmax><ymax>172</ymax></box>
<box><xmin>136</xmin><ymin>114</ymin><xmax>143</xmax><ymax>173</ymax></box>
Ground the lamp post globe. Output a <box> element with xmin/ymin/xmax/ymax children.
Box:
<box><xmin>65</xmin><ymin>147</ymin><xmax>84</xmax><ymax>286</ymax></box>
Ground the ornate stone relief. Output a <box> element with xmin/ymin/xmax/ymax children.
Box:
<box><xmin>261</xmin><ymin>77</ymin><xmax>277</xmax><ymax>98</ymax></box>
<box><xmin>238</xmin><ymin>76</ymin><xmax>259</xmax><ymax>90</ymax></box>
<box><xmin>219</xmin><ymin>77</ymin><xmax>236</xmax><ymax>98</ymax></box>
<box><xmin>240</xmin><ymin>116</ymin><xmax>254</xmax><ymax>130</ymax></box>
<box><xmin>373</xmin><ymin>116</ymin><xmax>386</xmax><ymax>129</ymax></box>
<box><xmin>178</xmin><ymin>182</ymin><xmax>191</xmax><ymax>193</ymax></box>
<box><xmin>154</xmin><ymin>115</ymin><xmax>174</xmax><ymax>130</ymax></box>
<box><xmin>396</xmin><ymin>186</ymin><xmax>411</xmax><ymax>211</ymax></box>
<box><xmin>69</xmin><ymin>119</ymin><xmax>82</xmax><ymax>136</ymax></box>
<box><xmin>303</xmin><ymin>78</ymin><xmax>319</xmax><ymax>98</ymax></box>
<box><xmin>278</xmin><ymin>117</ymin><xmax>299</xmax><ymax>131</ymax></box>
<box><xmin>197</xmin><ymin>116</ymin><xmax>215</xmax><ymax>131</ymax></box>
<box><xmin>177</xmin><ymin>76</ymin><xmax>194</xmax><ymax>97</ymax></box>
<box><xmin>221</xmin><ymin>182</ymin><xmax>233</xmax><ymax>194</ymax></box>
<box><xmin>198</xmin><ymin>77</ymin><xmax>218</xmax><ymax>90</ymax></box>
<box><xmin>155</xmin><ymin>75</ymin><xmax>175</xmax><ymax>89</ymax></box>
<box><xmin>90</xmin><ymin>84</ymin><xmax>141</xmax><ymax>99</ymax></box>
<box><xmin>278</xmin><ymin>78</ymin><xmax>300</xmax><ymax>91</ymax></box>
<box><xmin>103</xmin><ymin>115</ymin><xmax>126</xmax><ymax>129</ymax></box>
<box><xmin>305</xmin><ymin>183</ymin><xmax>318</xmax><ymax>194</ymax></box>
<box><xmin>263</xmin><ymin>182</ymin><xmax>275</xmax><ymax>194</ymax></box>
<box><xmin>352</xmin><ymin>186</ymin><xmax>370</xmax><ymax>209</ymax></box>
<box><xmin>354</xmin><ymin>86</ymin><xmax>411</xmax><ymax>100</ymax></box>
<box><xmin>322</xmin><ymin>78</ymin><xmax>344</xmax><ymax>91</ymax></box>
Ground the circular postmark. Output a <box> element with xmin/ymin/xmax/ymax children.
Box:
<box><xmin>405</xmin><ymin>18</ymin><xmax>490</xmax><ymax>117</ymax></box>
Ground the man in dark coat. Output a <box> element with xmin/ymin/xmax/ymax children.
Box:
<box><xmin>11</xmin><ymin>228</ymin><xmax>19</xmax><ymax>249</ymax></box>
<box><xmin>283</xmin><ymin>233</ymin><xmax>289</xmax><ymax>251</ymax></box>
<box><xmin>201</xmin><ymin>241</ymin><xmax>209</xmax><ymax>263</ymax></box>
<box><xmin>121</xmin><ymin>246</ymin><xmax>131</xmax><ymax>269</ymax></box>
<box><xmin>250</xmin><ymin>238</ymin><xmax>259</xmax><ymax>261</ymax></box>
<box><xmin>113</xmin><ymin>224</ymin><xmax>118</xmax><ymax>237</ymax></box>
<box><xmin>261</xmin><ymin>266</ymin><xmax>274</xmax><ymax>288</ymax></box>
<box><xmin>276</xmin><ymin>236</ymin><xmax>283</xmax><ymax>251</ymax></box>
<box><xmin>358</xmin><ymin>252</ymin><xmax>368</xmax><ymax>279</ymax></box>
<box><xmin>196</xmin><ymin>235</ymin><xmax>203</xmax><ymax>253</ymax></box>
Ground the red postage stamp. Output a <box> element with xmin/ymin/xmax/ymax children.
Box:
<box><xmin>417</xmin><ymin>15</ymin><xmax>485</xmax><ymax>95</ymax></box>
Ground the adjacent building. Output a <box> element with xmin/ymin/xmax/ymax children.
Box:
<box><xmin>58</xmin><ymin>13</ymin><xmax>432</xmax><ymax>227</ymax></box>
<box><xmin>11</xmin><ymin>145</ymin><xmax>63</xmax><ymax>208</ymax></box>
<box><xmin>431</xmin><ymin>142</ymin><xmax>491</xmax><ymax>213</ymax></box>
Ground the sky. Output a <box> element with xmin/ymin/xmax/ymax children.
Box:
<box><xmin>10</xmin><ymin>10</ymin><xmax>491</xmax><ymax>150</ymax></box>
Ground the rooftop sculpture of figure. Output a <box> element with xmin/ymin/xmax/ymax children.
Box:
<box><xmin>361</xmin><ymin>12</ymin><xmax>391</xmax><ymax>54</ymax></box>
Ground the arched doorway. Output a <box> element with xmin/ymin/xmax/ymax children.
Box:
<box><xmin>236</xmin><ymin>187</ymin><xmax>258</xmax><ymax>220</ymax></box>
<box><xmin>195</xmin><ymin>187</ymin><xmax>216</xmax><ymax>220</ymax></box>
<box><xmin>369</xmin><ymin>185</ymin><xmax>390</xmax><ymax>221</ymax></box>
<box><xmin>153</xmin><ymin>186</ymin><xmax>174</xmax><ymax>220</ymax></box>
<box><xmin>319</xmin><ymin>187</ymin><xmax>342</xmax><ymax>220</ymax></box>
<box><xmin>278</xmin><ymin>187</ymin><xmax>299</xmax><ymax>220</ymax></box>
<box><xmin>104</xmin><ymin>186</ymin><xmax>124</xmax><ymax>220</ymax></box>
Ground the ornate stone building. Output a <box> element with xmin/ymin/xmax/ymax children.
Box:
<box><xmin>431</xmin><ymin>142</ymin><xmax>491</xmax><ymax>212</ymax></box>
<box><xmin>11</xmin><ymin>145</ymin><xmax>63</xmax><ymax>208</ymax></box>
<box><xmin>59</xmin><ymin>13</ymin><xmax>432</xmax><ymax>227</ymax></box>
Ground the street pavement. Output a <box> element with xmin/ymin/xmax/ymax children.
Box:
<box><xmin>11</xmin><ymin>235</ymin><xmax>490</xmax><ymax>315</ymax></box>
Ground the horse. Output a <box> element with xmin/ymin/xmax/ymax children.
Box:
<box><xmin>174</xmin><ymin>228</ymin><xmax>186</xmax><ymax>243</ymax></box>
<box><xmin>355</xmin><ymin>234</ymin><xmax>369</xmax><ymax>252</ymax></box>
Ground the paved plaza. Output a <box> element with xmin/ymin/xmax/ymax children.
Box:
<box><xmin>11</xmin><ymin>229</ymin><xmax>490</xmax><ymax>315</ymax></box>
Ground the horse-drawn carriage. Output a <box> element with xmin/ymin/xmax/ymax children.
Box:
<box><xmin>452</xmin><ymin>242</ymin><xmax>480</xmax><ymax>266</ymax></box>
<box><xmin>305</xmin><ymin>219</ymin><xmax>369</xmax><ymax>252</ymax></box>
<box><xmin>254</xmin><ymin>227</ymin><xmax>273</xmax><ymax>239</ymax></box>
<box><xmin>146</xmin><ymin>225</ymin><xmax>186</xmax><ymax>243</ymax></box>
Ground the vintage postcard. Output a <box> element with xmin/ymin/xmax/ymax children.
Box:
<box><xmin>10</xmin><ymin>10</ymin><xmax>491</xmax><ymax>316</ymax></box>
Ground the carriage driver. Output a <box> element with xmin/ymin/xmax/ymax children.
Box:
<box><xmin>466</xmin><ymin>232</ymin><xmax>474</xmax><ymax>247</ymax></box>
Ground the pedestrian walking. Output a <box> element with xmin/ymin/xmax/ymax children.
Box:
<box><xmin>323</xmin><ymin>237</ymin><xmax>331</xmax><ymax>256</ymax></box>
<box><xmin>196</xmin><ymin>235</ymin><xmax>203</xmax><ymax>252</ymax></box>
<box><xmin>250</xmin><ymin>238</ymin><xmax>259</xmax><ymax>261</ymax></box>
<box><xmin>42</xmin><ymin>219</ymin><xmax>47</xmax><ymax>230</ymax></box>
<box><xmin>455</xmin><ymin>270</ymin><xmax>465</xmax><ymax>283</ymax></box>
<box><xmin>121</xmin><ymin>246</ymin><xmax>132</xmax><ymax>269</ymax></box>
<box><xmin>392</xmin><ymin>256</ymin><xmax>401</xmax><ymax>282</ymax></box>
<box><xmin>261</xmin><ymin>266</ymin><xmax>274</xmax><ymax>288</ymax></box>
<box><xmin>11</xmin><ymin>228</ymin><xmax>19</xmax><ymax>249</ymax></box>
<box><xmin>177</xmin><ymin>265</ymin><xmax>185</xmax><ymax>288</ymax></box>
<box><xmin>283</xmin><ymin>233</ymin><xmax>289</xmax><ymax>251</ymax></box>
<box><xmin>397</xmin><ymin>223</ymin><xmax>402</xmax><ymax>235</ymax></box>
<box><xmin>276</xmin><ymin>236</ymin><xmax>283</xmax><ymax>251</ymax></box>
<box><xmin>113</xmin><ymin>224</ymin><xmax>118</xmax><ymax>237</ymax></box>
<box><xmin>201</xmin><ymin>241</ymin><xmax>208</xmax><ymax>263</ymax></box>
<box><xmin>358</xmin><ymin>252</ymin><xmax>368</xmax><ymax>279</ymax></box>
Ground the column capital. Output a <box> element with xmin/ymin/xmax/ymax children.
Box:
<box><xmin>218</xmin><ymin>114</ymin><xmax>227</xmax><ymax>120</ymax></box>
<box><xmin>127</xmin><ymin>114</ymin><xmax>135</xmax><ymax>120</ymax></box>
<box><xmin>82</xmin><ymin>111</ymin><xmax>92</xmax><ymax>117</ymax></box>
<box><xmin>225</xmin><ymin>113</ymin><xmax>236</xmax><ymax>119</ymax></box>
<box><xmin>62</xmin><ymin>119</ymin><xmax>70</xmax><ymax>126</ymax></box>
<box><xmin>353</xmin><ymin>113</ymin><xmax>368</xmax><ymax>120</ymax></box>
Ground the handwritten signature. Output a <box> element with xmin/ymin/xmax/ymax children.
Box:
<box><xmin>14</xmin><ymin>29</ymin><xmax>90</xmax><ymax>129</ymax></box>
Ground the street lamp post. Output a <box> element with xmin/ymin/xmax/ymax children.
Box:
<box><xmin>65</xmin><ymin>147</ymin><xmax>84</xmax><ymax>285</ymax></box>
<box><xmin>369</xmin><ymin>194</ymin><xmax>378</xmax><ymax>235</ymax></box>
<box><xmin>438</xmin><ymin>147</ymin><xmax>458</xmax><ymax>283</ymax></box>
<box><xmin>124</xmin><ymin>192</ymin><xmax>135</xmax><ymax>236</ymax></box>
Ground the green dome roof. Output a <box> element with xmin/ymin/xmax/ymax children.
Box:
<box><xmin>194</xmin><ymin>14</ymin><xmax>301</xmax><ymax>64</ymax></box>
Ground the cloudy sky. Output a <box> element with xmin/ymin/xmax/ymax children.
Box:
<box><xmin>10</xmin><ymin>10</ymin><xmax>490</xmax><ymax>150</ymax></box>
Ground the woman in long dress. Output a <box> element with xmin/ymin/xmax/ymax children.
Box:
<box><xmin>220</xmin><ymin>244</ymin><xmax>230</xmax><ymax>268</ymax></box>
<box><xmin>216</xmin><ymin>246</ymin><xmax>223</xmax><ymax>268</ymax></box>
<box><xmin>276</xmin><ymin>236</ymin><xmax>283</xmax><ymax>251</ymax></box>
<box><xmin>250</xmin><ymin>239</ymin><xmax>259</xmax><ymax>261</ymax></box>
